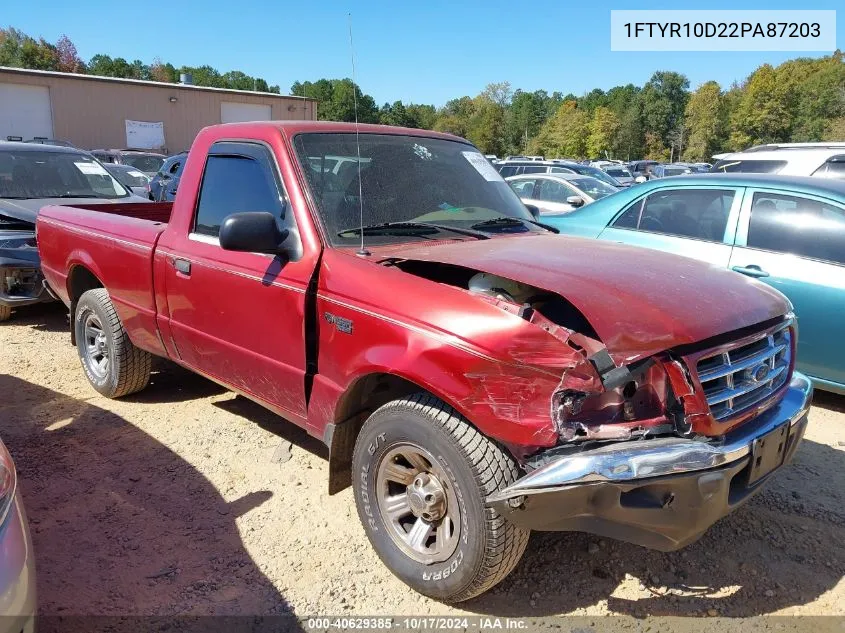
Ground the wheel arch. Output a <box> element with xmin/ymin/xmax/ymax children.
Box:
<box><xmin>66</xmin><ymin>264</ymin><xmax>104</xmax><ymax>346</ymax></box>
<box><xmin>325</xmin><ymin>371</ymin><xmax>478</xmax><ymax>496</ymax></box>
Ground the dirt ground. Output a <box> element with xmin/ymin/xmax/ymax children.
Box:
<box><xmin>1</xmin><ymin>303</ymin><xmax>844</xmax><ymax>622</ymax></box>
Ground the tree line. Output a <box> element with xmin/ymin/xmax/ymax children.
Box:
<box><xmin>0</xmin><ymin>27</ymin><xmax>281</xmax><ymax>93</ymax></box>
<box><xmin>2</xmin><ymin>26</ymin><xmax>842</xmax><ymax>160</ymax></box>
<box><xmin>292</xmin><ymin>54</ymin><xmax>844</xmax><ymax>161</ymax></box>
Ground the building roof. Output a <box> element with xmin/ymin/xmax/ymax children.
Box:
<box><xmin>0</xmin><ymin>65</ymin><xmax>316</xmax><ymax>102</ymax></box>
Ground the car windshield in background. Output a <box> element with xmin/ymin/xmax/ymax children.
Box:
<box><xmin>605</xmin><ymin>168</ymin><xmax>631</xmax><ymax>178</ymax></box>
<box><xmin>570</xmin><ymin>165</ymin><xmax>620</xmax><ymax>187</ymax></box>
<box><xmin>0</xmin><ymin>150</ymin><xmax>129</xmax><ymax>199</ymax></box>
<box><xmin>122</xmin><ymin>154</ymin><xmax>165</xmax><ymax>173</ymax></box>
<box><xmin>712</xmin><ymin>159</ymin><xmax>787</xmax><ymax>173</ymax></box>
<box><xmin>294</xmin><ymin>133</ymin><xmax>542</xmax><ymax>246</ymax></box>
<box><xmin>570</xmin><ymin>177</ymin><xmax>618</xmax><ymax>199</ymax></box>
<box><xmin>664</xmin><ymin>167</ymin><xmax>692</xmax><ymax>177</ymax></box>
<box><xmin>104</xmin><ymin>164</ymin><xmax>149</xmax><ymax>187</ymax></box>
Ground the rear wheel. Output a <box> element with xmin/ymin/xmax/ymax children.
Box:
<box><xmin>0</xmin><ymin>305</ymin><xmax>11</xmax><ymax>322</ymax></box>
<box><xmin>74</xmin><ymin>288</ymin><xmax>151</xmax><ymax>398</ymax></box>
<box><xmin>352</xmin><ymin>393</ymin><xmax>529</xmax><ymax>602</ymax></box>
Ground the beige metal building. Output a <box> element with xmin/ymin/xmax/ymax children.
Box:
<box><xmin>0</xmin><ymin>66</ymin><xmax>317</xmax><ymax>153</ymax></box>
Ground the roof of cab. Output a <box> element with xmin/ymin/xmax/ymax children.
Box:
<box><xmin>205</xmin><ymin>120</ymin><xmax>472</xmax><ymax>144</ymax></box>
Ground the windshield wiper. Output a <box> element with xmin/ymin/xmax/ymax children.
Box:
<box><xmin>339</xmin><ymin>221</ymin><xmax>490</xmax><ymax>240</ymax></box>
<box><xmin>470</xmin><ymin>217</ymin><xmax>560</xmax><ymax>234</ymax></box>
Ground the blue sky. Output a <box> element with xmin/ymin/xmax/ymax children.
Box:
<box><xmin>4</xmin><ymin>0</ymin><xmax>842</xmax><ymax>105</ymax></box>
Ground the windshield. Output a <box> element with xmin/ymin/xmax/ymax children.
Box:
<box><xmin>569</xmin><ymin>177</ymin><xmax>618</xmax><ymax>199</ymax></box>
<box><xmin>105</xmin><ymin>165</ymin><xmax>150</xmax><ymax>187</ymax></box>
<box><xmin>0</xmin><ymin>150</ymin><xmax>129</xmax><ymax>199</ymax></box>
<box><xmin>294</xmin><ymin>133</ymin><xmax>542</xmax><ymax>246</ymax></box>
<box><xmin>663</xmin><ymin>167</ymin><xmax>692</xmax><ymax>176</ymax></box>
<box><xmin>605</xmin><ymin>167</ymin><xmax>631</xmax><ymax>178</ymax></box>
<box><xmin>123</xmin><ymin>154</ymin><xmax>165</xmax><ymax>173</ymax></box>
<box><xmin>712</xmin><ymin>159</ymin><xmax>786</xmax><ymax>173</ymax></box>
<box><xmin>568</xmin><ymin>164</ymin><xmax>621</xmax><ymax>187</ymax></box>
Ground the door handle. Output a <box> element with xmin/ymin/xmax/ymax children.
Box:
<box><xmin>731</xmin><ymin>265</ymin><xmax>770</xmax><ymax>278</ymax></box>
<box><xmin>171</xmin><ymin>257</ymin><xmax>191</xmax><ymax>276</ymax></box>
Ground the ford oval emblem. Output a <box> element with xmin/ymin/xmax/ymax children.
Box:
<box><xmin>751</xmin><ymin>364</ymin><xmax>770</xmax><ymax>383</ymax></box>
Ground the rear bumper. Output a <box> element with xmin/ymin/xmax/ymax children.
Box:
<box><xmin>490</xmin><ymin>372</ymin><xmax>812</xmax><ymax>551</ymax></box>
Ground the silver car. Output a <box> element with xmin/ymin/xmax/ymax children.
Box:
<box><xmin>601</xmin><ymin>165</ymin><xmax>634</xmax><ymax>186</ymax></box>
<box><xmin>506</xmin><ymin>172</ymin><xmax>619</xmax><ymax>215</ymax></box>
<box><xmin>0</xmin><ymin>439</ymin><xmax>35</xmax><ymax>633</ymax></box>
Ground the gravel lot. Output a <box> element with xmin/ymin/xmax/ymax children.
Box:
<box><xmin>2</xmin><ymin>303</ymin><xmax>844</xmax><ymax>621</ymax></box>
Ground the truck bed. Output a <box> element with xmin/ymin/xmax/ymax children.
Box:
<box><xmin>51</xmin><ymin>202</ymin><xmax>173</xmax><ymax>223</ymax></box>
<box><xmin>37</xmin><ymin>202</ymin><xmax>174</xmax><ymax>357</ymax></box>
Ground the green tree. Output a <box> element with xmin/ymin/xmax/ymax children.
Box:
<box><xmin>730</xmin><ymin>64</ymin><xmax>792</xmax><ymax>147</ymax></box>
<box><xmin>506</xmin><ymin>90</ymin><xmax>550</xmax><ymax>153</ymax></box>
<box><xmin>291</xmin><ymin>78</ymin><xmax>378</xmax><ymax>122</ymax></box>
<box><xmin>587</xmin><ymin>107</ymin><xmax>620</xmax><ymax>158</ymax></box>
<box><xmin>641</xmin><ymin>71</ymin><xmax>690</xmax><ymax>147</ymax></box>
<box><xmin>405</xmin><ymin>104</ymin><xmax>437</xmax><ymax>130</ymax></box>
<box><xmin>379</xmin><ymin>101</ymin><xmax>410</xmax><ymax>127</ymax></box>
<box><xmin>790</xmin><ymin>53</ymin><xmax>845</xmax><ymax>141</ymax></box>
<box><xmin>684</xmin><ymin>81</ymin><xmax>727</xmax><ymax>161</ymax></box>
<box><xmin>530</xmin><ymin>100</ymin><xmax>589</xmax><ymax>158</ymax></box>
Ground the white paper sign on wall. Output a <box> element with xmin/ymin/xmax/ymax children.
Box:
<box><xmin>125</xmin><ymin>120</ymin><xmax>165</xmax><ymax>149</ymax></box>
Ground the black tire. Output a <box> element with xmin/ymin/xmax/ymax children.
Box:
<box><xmin>0</xmin><ymin>305</ymin><xmax>11</xmax><ymax>322</ymax></box>
<box><xmin>74</xmin><ymin>288</ymin><xmax>151</xmax><ymax>398</ymax></box>
<box><xmin>352</xmin><ymin>393</ymin><xmax>529</xmax><ymax>602</ymax></box>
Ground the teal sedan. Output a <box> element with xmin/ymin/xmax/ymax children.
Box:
<box><xmin>541</xmin><ymin>173</ymin><xmax>845</xmax><ymax>394</ymax></box>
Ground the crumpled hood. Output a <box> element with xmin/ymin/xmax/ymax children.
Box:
<box><xmin>378</xmin><ymin>234</ymin><xmax>789</xmax><ymax>364</ymax></box>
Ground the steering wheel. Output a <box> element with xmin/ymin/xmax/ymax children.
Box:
<box><xmin>639</xmin><ymin>215</ymin><xmax>664</xmax><ymax>232</ymax></box>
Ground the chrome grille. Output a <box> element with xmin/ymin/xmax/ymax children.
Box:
<box><xmin>696</xmin><ymin>323</ymin><xmax>791</xmax><ymax>421</ymax></box>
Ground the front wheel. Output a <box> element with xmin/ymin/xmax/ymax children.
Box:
<box><xmin>352</xmin><ymin>393</ymin><xmax>529</xmax><ymax>602</ymax></box>
<box><xmin>74</xmin><ymin>288</ymin><xmax>151</xmax><ymax>398</ymax></box>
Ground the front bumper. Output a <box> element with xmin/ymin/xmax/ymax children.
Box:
<box><xmin>0</xmin><ymin>494</ymin><xmax>37</xmax><ymax>633</ymax></box>
<box><xmin>0</xmin><ymin>258</ymin><xmax>49</xmax><ymax>308</ymax></box>
<box><xmin>490</xmin><ymin>372</ymin><xmax>812</xmax><ymax>551</ymax></box>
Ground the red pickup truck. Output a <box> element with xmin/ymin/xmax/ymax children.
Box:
<box><xmin>37</xmin><ymin>121</ymin><xmax>812</xmax><ymax>602</ymax></box>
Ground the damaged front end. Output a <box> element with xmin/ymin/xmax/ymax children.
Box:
<box><xmin>391</xmin><ymin>261</ymin><xmax>812</xmax><ymax>551</ymax></box>
<box><xmin>0</xmin><ymin>230</ymin><xmax>48</xmax><ymax>309</ymax></box>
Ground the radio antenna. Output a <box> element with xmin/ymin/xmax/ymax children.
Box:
<box><xmin>348</xmin><ymin>13</ymin><xmax>369</xmax><ymax>256</ymax></box>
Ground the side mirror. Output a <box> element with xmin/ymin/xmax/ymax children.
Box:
<box><xmin>525</xmin><ymin>204</ymin><xmax>540</xmax><ymax>220</ymax></box>
<box><xmin>634</xmin><ymin>175</ymin><xmax>647</xmax><ymax>184</ymax></box>
<box><xmin>219</xmin><ymin>212</ymin><xmax>289</xmax><ymax>255</ymax></box>
<box><xmin>566</xmin><ymin>196</ymin><xmax>584</xmax><ymax>208</ymax></box>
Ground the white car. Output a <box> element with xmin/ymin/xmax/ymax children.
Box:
<box><xmin>506</xmin><ymin>172</ymin><xmax>619</xmax><ymax>215</ymax></box>
<box><xmin>713</xmin><ymin>144</ymin><xmax>845</xmax><ymax>179</ymax></box>
<box><xmin>0</xmin><ymin>439</ymin><xmax>35</xmax><ymax>633</ymax></box>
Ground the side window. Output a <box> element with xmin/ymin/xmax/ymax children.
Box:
<box><xmin>811</xmin><ymin>156</ymin><xmax>845</xmax><ymax>181</ymax></box>
<box><xmin>508</xmin><ymin>179</ymin><xmax>536</xmax><ymax>197</ymax></box>
<box><xmin>521</xmin><ymin>165</ymin><xmax>547</xmax><ymax>175</ymax></box>
<box><xmin>536</xmin><ymin>179</ymin><xmax>575</xmax><ymax>204</ymax></box>
<box><xmin>747</xmin><ymin>192</ymin><xmax>845</xmax><ymax>265</ymax></box>
<box><xmin>169</xmin><ymin>160</ymin><xmax>182</xmax><ymax>175</ymax></box>
<box><xmin>549</xmin><ymin>166</ymin><xmax>574</xmax><ymax>174</ymax></box>
<box><xmin>193</xmin><ymin>147</ymin><xmax>283</xmax><ymax>238</ymax></box>
<box><xmin>497</xmin><ymin>165</ymin><xmax>517</xmax><ymax>178</ymax></box>
<box><xmin>612</xmin><ymin>189</ymin><xmax>735</xmax><ymax>242</ymax></box>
